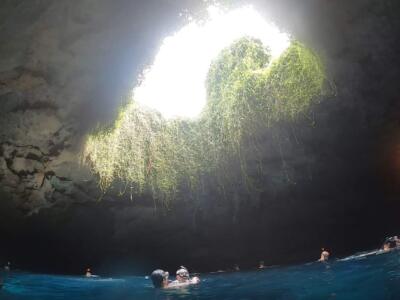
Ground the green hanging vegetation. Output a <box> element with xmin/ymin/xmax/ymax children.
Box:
<box><xmin>83</xmin><ymin>38</ymin><xmax>326</xmax><ymax>204</ymax></box>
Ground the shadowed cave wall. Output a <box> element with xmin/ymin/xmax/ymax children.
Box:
<box><xmin>0</xmin><ymin>0</ymin><xmax>400</xmax><ymax>274</ymax></box>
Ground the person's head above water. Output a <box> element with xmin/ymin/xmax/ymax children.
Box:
<box><xmin>383</xmin><ymin>242</ymin><xmax>392</xmax><ymax>251</ymax></box>
<box><xmin>176</xmin><ymin>266</ymin><xmax>189</xmax><ymax>282</ymax></box>
<box><xmin>151</xmin><ymin>269</ymin><xmax>169</xmax><ymax>288</ymax></box>
<box><xmin>319</xmin><ymin>248</ymin><xmax>330</xmax><ymax>261</ymax></box>
<box><xmin>4</xmin><ymin>262</ymin><xmax>10</xmax><ymax>271</ymax></box>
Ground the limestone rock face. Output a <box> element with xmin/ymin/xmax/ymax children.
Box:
<box><xmin>0</xmin><ymin>0</ymin><xmax>208</xmax><ymax>213</ymax></box>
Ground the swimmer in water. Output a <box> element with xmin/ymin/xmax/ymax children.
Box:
<box><xmin>175</xmin><ymin>266</ymin><xmax>190</xmax><ymax>283</ymax></box>
<box><xmin>150</xmin><ymin>269</ymin><xmax>170</xmax><ymax>288</ymax></box>
<box><xmin>4</xmin><ymin>262</ymin><xmax>10</xmax><ymax>271</ymax></box>
<box><xmin>150</xmin><ymin>267</ymin><xmax>200</xmax><ymax>289</ymax></box>
<box><xmin>259</xmin><ymin>261</ymin><xmax>265</xmax><ymax>269</ymax></box>
<box><xmin>386</xmin><ymin>236</ymin><xmax>400</xmax><ymax>248</ymax></box>
<box><xmin>382</xmin><ymin>242</ymin><xmax>391</xmax><ymax>252</ymax></box>
<box><xmin>381</xmin><ymin>236</ymin><xmax>399</xmax><ymax>251</ymax></box>
<box><xmin>318</xmin><ymin>248</ymin><xmax>330</xmax><ymax>262</ymax></box>
<box><xmin>85</xmin><ymin>268</ymin><xmax>92</xmax><ymax>277</ymax></box>
<box><xmin>169</xmin><ymin>266</ymin><xmax>200</xmax><ymax>287</ymax></box>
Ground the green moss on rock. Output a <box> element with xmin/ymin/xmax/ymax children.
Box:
<box><xmin>83</xmin><ymin>38</ymin><xmax>327</xmax><ymax>204</ymax></box>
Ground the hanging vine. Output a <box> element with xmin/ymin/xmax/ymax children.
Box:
<box><xmin>82</xmin><ymin>38</ymin><xmax>327</xmax><ymax>204</ymax></box>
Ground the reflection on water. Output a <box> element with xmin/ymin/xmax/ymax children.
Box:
<box><xmin>1</xmin><ymin>249</ymin><xmax>400</xmax><ymax>300</ymax></box>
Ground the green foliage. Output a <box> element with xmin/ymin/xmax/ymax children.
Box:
<box><xmin>83</xmin><ymin>38</ymin><xmax>326</xmax><ymax>204</ymax></box>
<box><xmin>264</xmin><ymin>41</ymin><xmax>325</xmax><ymax>121</ymax></box>
<box><xmin>205</xmin><ymin>38</ymin><xmax>271</xmax><ymax>153</ymax></box>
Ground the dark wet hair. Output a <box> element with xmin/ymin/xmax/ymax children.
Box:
<box><xmin>150</xmin><ymin>269</ymin><xmax>166</xmax><ymax>288</ymax></box>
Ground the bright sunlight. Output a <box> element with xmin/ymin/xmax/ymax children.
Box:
<box><xmin>134</xmin><ymin>5</ymin><xmax>290</xmax><ymax>119</ymax></box>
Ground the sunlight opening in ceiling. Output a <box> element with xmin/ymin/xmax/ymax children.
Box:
<box><xmin>134</xmin><ymin>5</ymin><xmax>290</xmax><ymax>119</ymax></box>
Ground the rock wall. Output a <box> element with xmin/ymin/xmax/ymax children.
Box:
<box><xmin>0</xmin><ymin>0</ymin><xmax>205</xmax><ymax>213</ymax></box>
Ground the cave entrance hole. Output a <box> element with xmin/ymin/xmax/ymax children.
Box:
<box><xmin>134</xmin><ymin>5</ymin><xmax>290</xmax><ymax>119</ymax></box>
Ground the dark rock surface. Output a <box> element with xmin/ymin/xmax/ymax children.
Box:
<box><xmin>0</xmin><ymin>0</ymin><xmax>399</xmax><ymax>274</ymax></box>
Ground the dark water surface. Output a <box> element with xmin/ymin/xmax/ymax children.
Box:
<box><xmin>1</xmin><ymin>249</ymin><xmax>400</xmax><ymax>300</ymax></box>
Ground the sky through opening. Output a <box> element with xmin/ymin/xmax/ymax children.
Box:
<box><xmin>134</xmin><ymin>5</ymin><xmax>290</xmax><ymax>119</ymax></box>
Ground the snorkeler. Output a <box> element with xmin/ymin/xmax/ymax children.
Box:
<box><xmin>318</xmin><ymin>248</ymin><xmax>330</xmax><ymax>262</ymax></box>
<box><xmin>259</xmin><ymin>261</ymin><xmax>265</xmax><ymax>269</ymax></box>
<box><xmin>388</xmin><ymin>236</ymin><xmax>400</xmax><ymax>247</ymax></box>
<box><xmin>169</xmin><ymin>266</ymin><xmax>200</xmax><ymax>287</ymax></box>
<box><xmin>382</xmin><ymin>236</ymin><xmax>400</xmax><ymax>251</ymax></box>
<box><xmin>4</xmin><ymin>262</ymin><xmax>10</xmax><ymax>271</ymax></box>
<box><xmin>150</xmin><ymin>266</ymin><xmax>200</xmax><ymax>289</ymax></box>
<box><xmin>382</xmin><ymin>242</ymin><xmax>391</xmax><ymax>252</ymax></box>
<box><xmin>85</xmin><ymin>268</ymin><xmax>98</xmax><ymax>277</ymax></box>
<box><xmin>175</xmin><ymin>266</ymin><xmax>189</xmax><ymax>283</ymax></box>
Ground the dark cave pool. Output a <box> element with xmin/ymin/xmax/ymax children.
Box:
<box><xmin>1</xmin><ymin>249</ymin><xmax>400</xmax><ymax>300</ymax></box>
